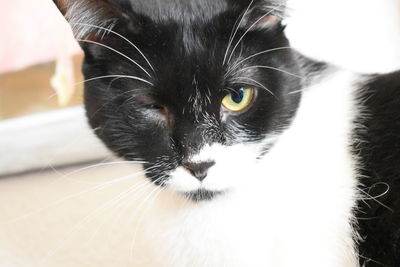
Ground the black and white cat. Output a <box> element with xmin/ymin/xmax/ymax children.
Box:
<box><xmin>53</xmin><ymin>0</ymin><xmax>400</xmax><ymax>266</ymax></box>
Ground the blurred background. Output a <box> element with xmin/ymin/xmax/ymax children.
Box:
<box><xmin>0</xmin><ymin>0</ymin><xmax>399</xmax><ymax>266</ymax></box>
<box><xmin>0</xmin><ymin>0</ymin><xmax>82</xmax><ymax>119</ymax></box>
<box><xmin>0</xmin><ymin>0</ymin><xmax>111</xmax><ymax>176</ymax></box>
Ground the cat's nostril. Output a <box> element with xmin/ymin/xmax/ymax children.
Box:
<box><xmin>182</xmin><ymin>161</ymin><xmax>215</xmax><ymax>182</ymax></box>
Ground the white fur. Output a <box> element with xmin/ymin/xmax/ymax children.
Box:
<box><xmin>132</xmin><ymin>69</ymin><xmax>361</xmax><ymax>267</ymax></box>
<box><xmin>167</xmin><ymin>143</ymin><xmax>260</xmax><ymax>192</ymax></box>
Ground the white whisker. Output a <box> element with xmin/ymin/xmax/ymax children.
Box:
<box><xmin>84</xmin><ymin>176</ymin><xmax>164</xmax><ymax>247</ymax></box>
<box><xmin>357</xmin><ymin>187</ymin><xmax>393</xmax><ymax>212</ymax></box>
<box><xmin>239</xmin><ymin>65</ymin><xmax>303</xmax><ymax>79</ymax></box>
<box><xmin>39</xmin><ymin>177</ymin><xmax>151</xmax><ymax>265</ymax></box>
<box><xmin>77</xmin><ymin>39</ymin><xmax>152</xmax><ymax>78</ymax></box>
<box><xmin>76</xmin><ymin>74</ymin><xmax>153</xmax><ymax>86</ymax></box>
<box><xmin>226</xmin><ymin>4</ymin><xmax>283</xmax><ymax>65</ymax></box>
<box><xmin>129</xmin><ymin>179</ymin><xmax>165</xmax><ymax>264</ymax></box>
<box><xmin>232</xmin><ymin>76</ymin><xmax>275</xmax><ymax>97</ymax></box>
<box><xmin>52</xmin><ymin>160</ymin><xmax>146</xmax><ymax>181</ymax></box>
<box><xmin>357</xmin><ymin>182</ymin><xmax>391</xmax><ymax>207</ymax></box>
<box><xmin>71</xmin><ymin>23</ymin><xmax>155</xmax><ymax>73</ymax></box>
<box><xmin>288</xmin><ymin>89</ymin><xmax>302</xmax><ymax>95</ymax></box>
<box><xmin>227</xmin><ymin>46</ymin><xmax>292</xmax><ymax>76</ymax></box>
<box><xmin>5</xmin><ymin>169</ymin><xmax>149</xmax><ymax>224</ymax></box>
<box><xmin>222</xmin><ymin>0</ymin><xmax>255</xmax><ymax>66</ymax></box>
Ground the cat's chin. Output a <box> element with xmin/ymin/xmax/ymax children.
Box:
<box><xmin>183</xmin><ymin>189</ymin><xmax>224</xmax><ymax>202</ymax></box>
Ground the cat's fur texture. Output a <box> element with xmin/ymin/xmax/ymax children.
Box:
<box><xmin>53</xmin><ymin>0</ymin><xmax>400</xmax><ymax>266</ymax></box>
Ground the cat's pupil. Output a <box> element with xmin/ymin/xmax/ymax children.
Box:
<box><xmin>231</xmin><ymin>88</ymin><xmax>244</xmax><ymax>103</ymax></box>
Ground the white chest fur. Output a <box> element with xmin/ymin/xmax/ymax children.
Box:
<box><xmin>135</xmin><ymin>70</ymin><xmax>360</xmax><ymax>267</ymax></box>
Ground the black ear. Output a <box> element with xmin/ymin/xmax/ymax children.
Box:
<box><xmin>240</xmin><ymin>0</ymin><xmax>286</xmax><ymax>31</ymax></box>
<box><xmin>52</xmin><ymin>0</ymin><xmax>129</xmax><ymax>40</ymax></box>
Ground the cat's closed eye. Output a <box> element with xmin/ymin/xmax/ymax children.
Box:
<box><xmin>149</xmin><ymin>104</ymin><xmax>168</xmax><ymax>116</ymax></box>
<box><xmin>143</xmin><ymin>104</ymin><xmax>173</xmax><ymax>126</ymax></box>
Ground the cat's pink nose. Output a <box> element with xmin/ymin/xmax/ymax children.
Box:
<box><xmin>182</xmin><ymin>161</ymin><xmax>215</xmax><ymax>181</ymax></box>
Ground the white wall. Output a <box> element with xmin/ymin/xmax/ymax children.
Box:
<box><xmin>285</xmin><ymin>0</ymin><xmax>400</xmax><ymax>73</ymax></box>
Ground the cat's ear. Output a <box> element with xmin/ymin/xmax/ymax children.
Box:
<box><xmin>240</xmin><ymin>0</ymin><xmax>286</xmax><ymax>31</ymax></box>
<box><xmin>52</xmin><ymin>0</ymin><xmax>134</xmax><ymax>40</ymax></box>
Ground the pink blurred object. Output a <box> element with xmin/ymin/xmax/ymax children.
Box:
<box><xmin>0</xmin><ymin>0</ymin><xmax>81</xmax><ymax>74</ymax></box>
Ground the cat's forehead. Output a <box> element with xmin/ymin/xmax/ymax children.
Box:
<box><xmin>128</xmin><ymin>0</ymin><xmax>230</xmax><ymax>22</ymax></box>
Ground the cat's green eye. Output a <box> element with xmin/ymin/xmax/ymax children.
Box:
<box><xmin>222</xmin><ymin>88</ymin><xmax>254</xmax><ymax>112</ymax></box>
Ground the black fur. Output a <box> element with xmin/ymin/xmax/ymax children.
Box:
<box><xmin>355</xmin><ymin>71</ymin><xmax>400</xmax><ymax>266</ymax></box>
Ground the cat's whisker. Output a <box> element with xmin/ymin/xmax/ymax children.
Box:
<box><xmin>357</xmin><ymin>187</ymin><xmax>393</xmax><ymax>212</ymax></box>
<box><xmin>88</xmin><ymin>181</ymin><xmax>150</xmax><ymax>243</ymax></box>
<box><xmin>47</xmin><ymin>73</ymin><xmax>151</xmax><ymax>102</ymax></box>
<box><xmin>357</xmin><ymin>182</ymin><xmax>390</xmax><ymax>202</ymax></box>
<box><xmin>129</xmin><ymin>179</ymin><xmax>166</xmax><ymax>263</ymax></box>
<box><xmin>288</xmin><ymin>89</ymin><xmax>303</xmax><ymax>95</ymax></box>
<box><xmin>119</xmin><ymin>175</ymin><xmax>164</xmax><ymax>231</ymax></box>
<box><xmin>105</xmin><ymin>76</ymin><xmax>125</xmax><ymax>91</ymax></box>
<box><xmin>226</xmin><ymin>4</ymin><xmax>283</xmax><ymax>65</ymax></box>
<box><xmin>84</xmin><ymin>174</ymin><xmax>165</xmax><ymax>248</ymax></box>
<box><xmin>51</xmin><ymin>168</ymin><xmax>144</xmax><ymax>186</ymax></box>
<box><xmin>39</xmin><ymin>177</ymin><xmax>153</xmax><ymax>265</ymax></box>
<box><xmin>76</xmin><ymin>74</ymin><xmax>153</xmax><ymax>86</ymax></box>
<box><xmin>4</xmin><ymin>167</ymin><xmax>153</xmax><ymax>224</ymax></box>
<box><xmin>47</xmin><ymin>160</ymin><xmax>147</xmax><ymax>185</ymax></box>
<box><xmin>87</xmin><ymin>99</ymin><xmax>115</xmax><ymax>120</ymax></box>
<box><xmin>226</xmin><ymin>46</ymin><xmax>293</xmax><ymax>76</ymax></box>
<box><xmin>225</xmin><ymin>13</ymin><xmax>244</xmax><ymax>61</ymax></box>
<box><xmin>78</xmin><ymin>76</ymin><xmax>137</xmax><ymax>120</ymax></box>
<box><xmin>239</xmin><ymin>65</ymin><xmax>303</xmax><ymax>79</ymax></box>
<box><xmin>85</xmin><ymin>189</ymin><xmax>146</xmax><ymax>250</ymax></box>
<box><xmin>358</xmin><ymin>255</ymin><xmax>386</xmax><ymax>266</ymax></box>
<box><xmin>85</xmin><ymin>84</ymin><xmax>154</xmax><ymax>119</ymax></box>
<box><xmin>111</xmin><ymin>189</ymin><xmax>147</xmax><ymax>230</ymax></box>
<box><xmin>77</xmin><ymin>39</ymin><xmax>152</xmax><ymax>78</ymax></box>
<box><xmin>118</xmin><ymin>88</ymin><xmax>154</xmax><ymax>106</ymax></box>
<box><xmin>222</xmin><ymin>0</ymin><xmax>255</xmax><ymax>66</ymax></box>
<box><xmin>46</xmin><ymin>91</ymin><xmax>59</xmax><ymax>101</ymax></box>
<box><xmin>85</xmin><ymin>81</ymin><xmax>155</xmax><ymax>119</ymax></box>
<box><xmin>71</xmin><ymin>23</ymin><xmax>155</xmax><ymax>73</ymax></box>
<box><xmin>232</xmin><ymin>76</ymin><xmax>275</xmax><ymax>97</ymax></box>
<box><xmin>45</xmin><ymin>158</ymin><xmax>66</xmax><ymax>177</ymax></box>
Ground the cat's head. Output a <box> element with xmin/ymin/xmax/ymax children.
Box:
<box><xmin>54</xmin><ymin>0</ymin><xmax>302</xmax><ymax>201</ymax></box>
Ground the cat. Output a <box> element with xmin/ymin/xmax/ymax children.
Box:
<box><xmin>53</xmin><ymin>0</ymin><xmax>400</xmax><ymax>266</ymax></box>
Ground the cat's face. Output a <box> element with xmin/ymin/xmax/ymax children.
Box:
<box><xmin>55</xmin><ymin>0</ymin><xmax>302</xmax><ymax>201</ymax></box>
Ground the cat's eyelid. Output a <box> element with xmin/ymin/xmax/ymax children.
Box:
<box><xmin>150</xmin><ymin>104</ymin><xmax>168</xmax><ymax>116</ymax></box>
<box><xmin>143</xmin><ymin>104</ymin><xmax>174</xmax><ymax>127</ymax></box>
<box><xmin>223</xmin><ymin>86</ymin><xmax>255</xmax><ymax>95</ymax></box>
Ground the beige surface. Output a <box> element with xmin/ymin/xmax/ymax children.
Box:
<box><xmin>0</xmin><ymin>162</ymin><xmax>176</xmax><ymax>267</ymax></box>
